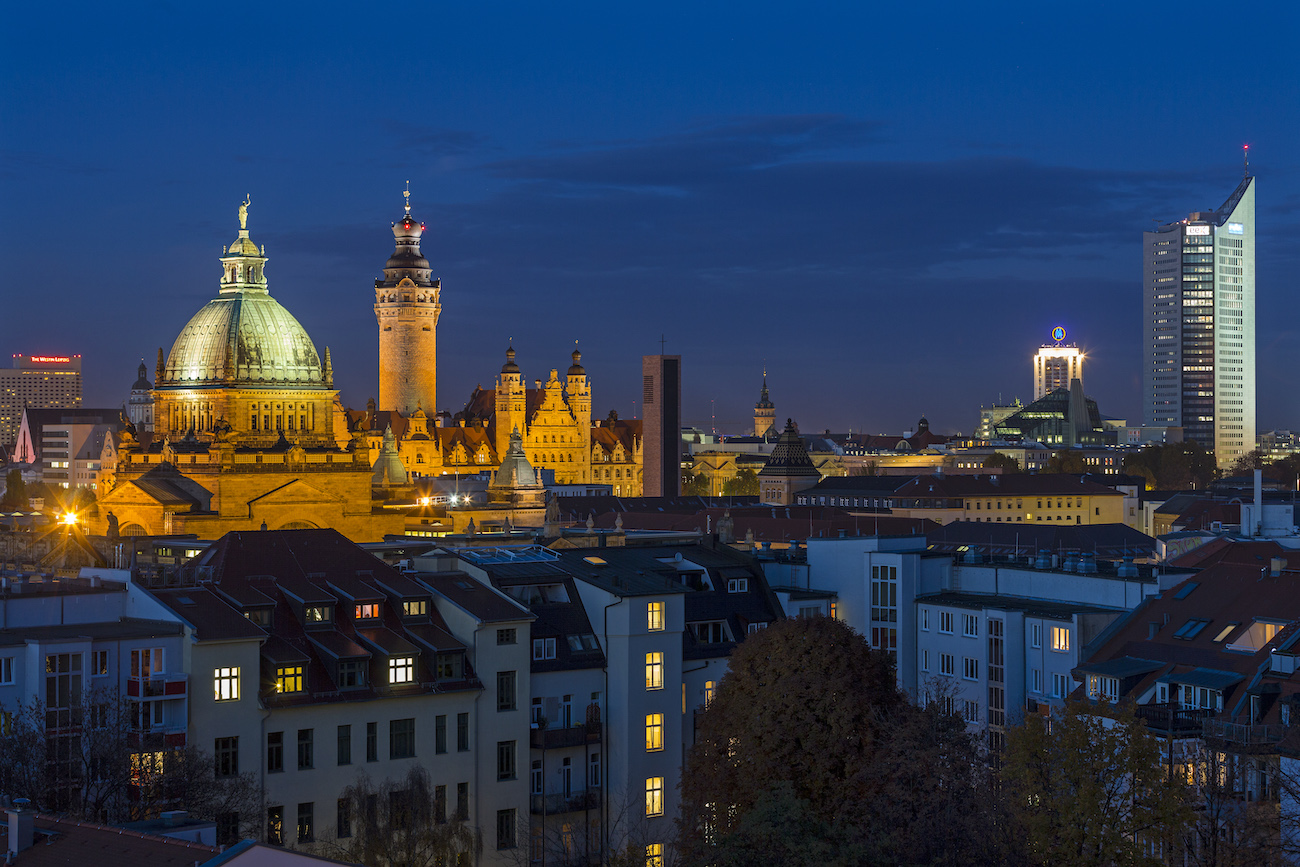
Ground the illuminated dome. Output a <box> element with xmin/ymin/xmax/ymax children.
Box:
<box><xmin>159</xmin><ymin>210</ymin><xmax>325</xmax><ymax>389</ymax></box>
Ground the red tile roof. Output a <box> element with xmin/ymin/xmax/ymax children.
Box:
<box><xmin>0</xmin><ymin>815</ymin><xmax>218</xmax><ymax>867</ymax></box>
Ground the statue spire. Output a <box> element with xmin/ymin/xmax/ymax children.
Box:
<box><xmin>403</xmin><ymin>180</ymin><xmax>411</xmax><ymax>216</ymax></box>
<box><xmin>238</xmin><ymin>194</ymin><xmax>250</xmax><ymax>230</ymax></box>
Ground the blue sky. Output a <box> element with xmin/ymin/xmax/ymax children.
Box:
<box><xmin>2</xmin><ymin>3</ymin><xmax>1298</xmax><ymax>435</ymax></box>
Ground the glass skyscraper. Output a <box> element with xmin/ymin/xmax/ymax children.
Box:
<box><xmin>1143</xmin><ymin>175</ymin><xmax>1255</xmax><ymax>469</ymax></box>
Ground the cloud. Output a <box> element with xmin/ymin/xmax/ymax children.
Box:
<box><xmin>381</xmin><ymin>121</ymin><xmax>492</xmax><ymax>158</ymax></box>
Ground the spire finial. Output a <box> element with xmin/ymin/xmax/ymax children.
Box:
<box><xmin>404</xmin><ymin>180</ymin><xmax>411</xmax><ymax>216</ymax></box>
<box><xmin>1243</xmin><ymin>143</ymin><xmax>1250</xmax><ymax>179</ymax></box>
<box><xmin>239</xmin><ymin>194</ymin><xmax>250</xmax><ymax>230</ymax></box>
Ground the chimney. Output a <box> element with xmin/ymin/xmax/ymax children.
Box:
<box><xmin>1254</xmin><ymin>469</ymin><xmax>1264</xmax><ymax>537</ymax></box>
<box><xmin>7</xmin><ymin>798</ymin><xmax>34</xmax><ymax>857</ymax></box>
<box><xmin>1271</xmin><ymin>557</ymin><xmax>1285</xmax><ymax>578</ymax></box>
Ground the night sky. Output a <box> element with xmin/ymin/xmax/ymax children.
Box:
<box><xmin>3</xmin><ymin>4</ymin><xmax>1298</xmax><ymax>437</ymax></box>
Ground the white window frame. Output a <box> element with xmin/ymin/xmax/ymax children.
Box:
<box><xmin>940</xmin><ymin>653</ymin><xmax>954</xmax><ymax>677</ymax></box>
<box><xmin>1051</xmin><ymin>626</ymin><xmax>1070</xmax><ymax>653</ymax></box>
<box><xmin>214</xmin><ymin>666</ymin><xmax>240</xmax><ymax>702</ymax></box>
<box><xmin>939</xmin><ymin>611</ymin><xmax>954</xmax><ymax>634</ymax></box>
<box><xmin>921</xmin><ymin>608</ymin><xmax>929</xmax><ymax>631</ymax></box>
<box><xmin>962</xmin><ymin>614</ymin><xmax>979</xmax><ymax>638</ymax></box>
<box><xmin>647</xmin><ymin>601</ymin><xmax>664</xmax><ymax>632</ymax></box>
<box><xmin>0</xmin><ymin>656</ymin><xmax>13</xmax><ymax>685</ymax></box>
<box><xmin>1031</xmin><ymin>623</ymin><xmax>1042</xmax><ymax>648</ymax></box>
<box><xmin>389</xmin><ymin>655</ymin><xmax>415</xmax><ymax>685</ymax></box>
<box><xmin>963</xmin><ymin>657</ymin><xmax>979</xmax><ymax>681</ymax></box>
<box><xmin>727</xmin><ymin>578</ymin><xmax>749</xmax><ymax>594</ymax></box>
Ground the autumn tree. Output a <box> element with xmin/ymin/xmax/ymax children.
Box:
<box><xmin>681</xmin><ymin>470</ymin><xmax>708</xmax><ymax>496</ymax></box>
<box><xmin>1045</xmin><ymin>450</ymin><xmax>1089</xmax><ymax>474</ymax></box>
<box><xmin>678</xmin><ymin>617</ymin><xmax>1011</xmax><ymax>866</ymax></box>
<box><xmin>329</xmin><ymin>765</ymin><xmax>481</xmax><ymax>867</ymax></box>
<box><xmin>1002</xmin><ymin>702</ymin><xmax>1192</xmax><ymax>867</ymax></box>
<box><xmin>983</xmin><ymin>452</ymin><xmax>1023</xmax><ymax>473</ymax></box>
<box><xmin>1122</xmin><ymin>441</ymin><xmax>1218</xmax><ymax>490</ymax></box>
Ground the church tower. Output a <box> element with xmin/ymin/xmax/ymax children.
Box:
<box><xmin>566</xmin><ymin>347</ymin><xmax>591</xmax><ymax>481</ymax></box>
<box><xmin>376</xmin><ymin>187</ymin><xmax>441</xmax><ymax>415</ymax></box>
<box><xmin>753</xmin><ymin>370</ymin><xmax>775</xmax><ymax>438</ymax></box>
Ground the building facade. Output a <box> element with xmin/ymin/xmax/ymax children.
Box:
<box><xmin>1143</xmin><ymin>175</ymin><xmax>1255</xmax><ymax>469</ymax></box>
<box><xmin>375</xmin><ymin>189</ymin><xmax>441</xmax><ymax>416</ymax></box>
<box><xmin>640</xmin><ymin>356</ymin><xmax>681</xmax><ymax>498</ymax></box>
<box><xmin>1033</xmin><ymin>331</ymin><xmax>1082</xmax><ymax>401</ymax></box>
<box><xmin>0</xmin><ymin>354</ymin><xmax>82</xmax><ymax>448</ymax></box>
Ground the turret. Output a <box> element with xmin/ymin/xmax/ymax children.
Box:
<box><xmin>375</xmin><ymin>185</ymin><xmax>441</xmax><ymax>415</ymax></box>
<box><xmin>495</xmin><ymin>345</ymin><xmax>526</xmax><ymax>457</ymax></box>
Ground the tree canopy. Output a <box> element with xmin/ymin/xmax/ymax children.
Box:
<box><xmin>1</xmin><ymin>468</ymin><xmax>26</xmax><ymax>509</ymax></box>
<box><xmin>721</xmin><ymin>468</ymin><xmax>759</xmax><ymax>496</ymax></box>
<box><xmin>983</xmin><ymin>452</ymin><xmax>1023</xmax><ymax>473</ymax></box>
<box><xmin>1122</xmin><ymin>441</ymin><xmax>1218</xmax><ymax>490</ymax></box>
<box><xmin>678</xmin><ymin>617</ymin><xmax>1011</xmax><ymax>866</ymax></box>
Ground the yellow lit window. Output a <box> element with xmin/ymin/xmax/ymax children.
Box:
<box><xmin>704</xmin><ymin>680</ymin><xmax>715</xmax><ymax>708</ymax></box>
<box><xmin>645</xmin><ymin>777</ymin><xmax>664</xmax><ymax>817</ymax></box>
<box><xmin>1051</xmin><ymin>627</ymin><xmax>1070</xmax><ymax>652</ymax></box>
<box><xmin>355</xmin><ymin>603</ymin><xmax>379</xmax><ymax>620</ymax></box>
<box><xmin>647</xmin><ymin>601</ymin><xmax>664</xmax><ymax>632</ymax></box>
<box><xmin>276</xmin><ymin>666</ymin><xmax>304</xmax><ymax>694</ymax></box>
<box><xmin>214</xmin><ymin>666</ymin><xmax>240</xmax><ymax>701</ymax></box>
<box><xmin>645</xmin><ymin>653</ymin><xmax>663</xmax><ymax>691</ymax></box>
<box><xmin>403</xmin><ymin>600</ymin><xmax>427</xmax><ymax>617</ymax></box>
<box><xmin>645</xmin><ymin>713</ymin><xmax>664</xmax><ymax>752</ymax></box>
<box><xmin>646</xmin><ymin>843</ymin><xmax>663</xmax><ymax>867</ymax></box>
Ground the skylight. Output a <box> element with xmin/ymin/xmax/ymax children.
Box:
<box><xmin>1172</xmin><ymin>619</ymin><xmax>1210</xmax><ymax>640</ymax></box>
<box><xmin>1173</xmin><ymin>582</ymin><xmax>1199</xmax><ymax>600</ymax></box>
<box><xmin>1212</xmin><ymin>623</ymin><xmax>1238</xmax><ymax>643</ymax></box>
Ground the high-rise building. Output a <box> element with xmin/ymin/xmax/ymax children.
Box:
<box><xmin>0</xmin><ymin>354</ymin><xmax>82</xmax><ymax>448</ymax></box>
<box><xmin>641</xmin><ymin>355</ymin><xmax>681</xmax><ymax>497</ymax></box>
<box><xmin>1033</xmin><ymin>327</ymin><xmax>1082</xmax><ymax>400</ymax></box>
<box><xmin>375</xmin><ymin>188</ymin><xmax>441</xmax><ymax>415</ymax></box>
<box><xmin>1143</xmin><ymin>175</ymin><xmax>1255</xmax><ymax>468</ymax></box>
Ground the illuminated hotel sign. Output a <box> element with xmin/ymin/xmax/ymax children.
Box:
<box><xmin>29</xmin><ymin>356</ymin><xmax>72</xmax><ymax>363</ymax></box>
<box><xmin>1052</xmin><ymin>326</ymin><xmax>1066</xmax><ymax>342</ymax></box>
<box><xmin>1228</xmin><ymin>222</ymin><xmax>1244</xmax><ymax>235</ymax></box>
<box><xmin>1185</xmin><ymin>225</ymin><xmax>1210</xmax><ymax>236</ymax></box>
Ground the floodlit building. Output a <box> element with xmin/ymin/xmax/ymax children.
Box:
<box><xmin>1143</xmin><ymin>174</ymin><xmax>1255</xmax><ymax>470</ymax></box>
<box><xmin>1033</xmin><ymin>329</ymin><xmax>1083</xmax><ymax>400</ymax></box>
<box><xmin>0</xmin><ymin>354</ymin><xmax>82</xmax><ymax>449</ymax></box>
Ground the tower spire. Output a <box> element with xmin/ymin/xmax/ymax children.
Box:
<box><xmin>1243</xmin><ymin>143</ymin><xmax>1250</xmax><ymax>179</ymax></box>
<box><xmin>403</xmin><ymin>180</ymin><xmax>411</xmax><ymax>216</ymax></box>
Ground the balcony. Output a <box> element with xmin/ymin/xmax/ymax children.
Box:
<box><xmin>1133</xmin><ymin>703</ymin><xmax>1215</xmax><ymax>736</ymax></box>
<box><xmin>1203</xmin><ymin>719</ymin><xmax>1286</xmax><ymax>748</ymax></box>
<box><xmin>127</xmin><ymin>673</ymin><xmax>188</xmax><ymax>698</ymax></box>
<box><xmin>531</xmin><ymin>722</ymin><xmax>600</xmax><ymax>750</ymax></box>
<box><xmin>530</xmin><ymin>789</ymin><xmax>600</xmax><ymax>815</ymax></box>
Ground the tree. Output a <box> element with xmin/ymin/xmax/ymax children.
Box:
<box><xmin>1228</xmin><ymin>448</ymin><xmax>1269</xmax><ymax>476</ymax></box>
<box><xmin>677</xmin><ymin>617</ymin><xmax>1008</xmax><ymax>866</ymax></box>
<box><xmin>1002</xmin><ymin>702</ymin><xmax>1192</xmax><ymax>867</ymax></box>
<box><xmin>721</xmin><ymin>469</ymin><xmax>758</xmax><ymax>497</ymax></box>
<box><xmin>1122</xmin><ymin>441</ymin><xmax>1218</xmax><ymax>490</ymax></box>
<box><xmin>1</xmin><ymin>469</ymin><xmax>26</xmax><ymax>509</ymax></box>
<box><xmin>983</xmin><ymin>452</ymin><xmax>1023</xmax><ymax>473</ymax></box>
<box><xmin>329</xmin><ymin>766</ymin><xmax>481</xmax><ymax>867</ymax></box>
<box><xmin>1045</xmin><ymin>450</ymin><xmax>1089</xmax><ymax>474</ymax></box>
<box><xmin>681</xmin><ymin>470</ymin><xmax>708</xmax><ymax>496</ymax></box>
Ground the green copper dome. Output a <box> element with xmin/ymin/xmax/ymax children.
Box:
<box><xmin>159</xmin><ymin>206</ymin><xmax>325</xmax><ymax>389</ymax></box>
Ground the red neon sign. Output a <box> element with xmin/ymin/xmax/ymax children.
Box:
<box><xmin>29</xmin><ymin>356</ymin><xmax>72</xmax><ymax>363</ymax></box>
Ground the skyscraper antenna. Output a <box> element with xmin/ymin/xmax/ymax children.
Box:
<box><xmin>1243</xmin><ymin>144</ymin><xmax>1250</xmax><ymax>179</ymax></box>
<box><xmin>404</xmin><ymin>180</ymin><xmax>411</xmax><ymax>215</ymax></box>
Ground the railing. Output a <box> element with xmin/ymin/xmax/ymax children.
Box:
<box><xmin>531</xmin><ymin>723</ymin><xmax>600</xmax><ymax>750</ymax></box>
<box><xmin>530</xmin><ymin>790</ymin><xmax>599</xmax><ymax>815</ymax></box>
<box><xmin>1133</xmin><ymin>703</ymin><xmax>1215</xmax><ymax>736</ymax></box>
<box><xmin>1204</xmin><ymin>719</ymin><xmax>1286</xmax><ymax>746</ymax></box>
<box><xmin>127</xmin><ymin>673</ymin><xmax>188</xmax><ymax>698</ymax></box>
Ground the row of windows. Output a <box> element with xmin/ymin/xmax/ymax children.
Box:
<box><xmin>266</xmin><ymin>784</ymin><xmax>474</xmax><ymax>846</ymax></box>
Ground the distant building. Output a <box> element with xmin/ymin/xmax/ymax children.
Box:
<box><xmin>976</xmin><ymin>400</ymin><xmax>1023</xmax><ymax>440</ymax></box>
<box><xmin>1033</xmin><ymin>330</ymin><xmax>1083</xmax><ymax>400</ymax></box>
<box><xmin>0</xmin><ymin>353</ymin><xmax>82</xmax><ymax>448</ymax></box>
<box><xmin>127</xmin><ymin>359</ymin><xmax>155</xmax><ymax>432</ymax></box>
<box><xmin>757</xmin><ymin>420</ymin><xmax>822</xmax><ymax>505</ymax></box>
<box><xmin>889</xmin><ymin>473</ymin><xmax>1125</xmax><ymax>525</ymax></box>
<box><xmin>12</xmin><ymin>406</ymin><xmax>121</xmax><ymax>491</ymax></box>
<box><xmin>641</xmin><ymin>355</ymin><xmax>681</xmax><ymax>497</ymax></box>
<box><xmin>993</xmin><ymin>379</ymin><xmax>1108</xmax><ymax>448</ymax></box>
<box><xmin>752</xmin><ymin>372</ymin><xmax>775</xmax><ymax>438</ymax></box>
<box><xmin>1143</xmin><ymin>174</ymin><xmax>1255</xmax><ymax>469</ymax></box>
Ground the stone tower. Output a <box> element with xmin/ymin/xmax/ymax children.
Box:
<box><xmin>376</xmin><ymin>188</ymin><xmax>441</xmax><ymax>415</ymax></box>
<box><xmin>494</xmin><ymin>345</ymin><xmax>526</xmax><ymax>458</ymax></box>
<box><xmin>566</xmin><ymin>347</ymin><xmax>591</xmax><ymax>479</ymax></box>
<box><xmin>753</xmin><ymin>370</ymin><xmax>775</xmax><ymax>438</ymax></box>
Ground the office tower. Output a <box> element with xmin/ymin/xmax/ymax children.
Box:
<box><xmin>641</xmin><ymin>355</ymin><xmax>681</xmax><ymax>497</ymax></box>
<box><xmin>1143</xmin><ymin>175</ymin><xmax>1255</xmax><ymax>468</ymax></box>
<box><xmin>1033</xmin><ymin>328</ymin><xmax>1083</xmax><ymax>400</ymax></box>
<box><xmin>0</xmin><ymin>354</ymin><xmax>82</xmax><ymax>448</ymax></box>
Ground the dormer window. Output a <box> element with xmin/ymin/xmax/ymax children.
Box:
<box><xmin>403</xmin><ymin>600</ymin><xmax>428</xmax><ymax>617</ymax></box>
<box><xmin>305</xmin><ymin>606</ymin><xmax>332</xmax><ymax>624</ymax></box>
<box><xmin>338</xmin><ymin>660</ymin><xmax>367</xmax><ymax>689</ymax></box>
<box><xmin>389</xmin><ymin>656</ymin><xmax>415</xmax><ymax>685</ymax></box>
<box><xmin>276</xmin><ymin>666</ymin><xmax>304</xmax><ymax>694</ymax></box>
<box><xmin>436</xmin><ymin>653</ymin><xmax>463</xmax><ymax>680</ymax></box>
<box><xmin>355</xmin><ymin>603</ymin><xmax>380</xmax><ymax>620</ymax></box>
<box><xmin>727</xmin><ymin>578</ymin><xmax>749</xmax><ymax>593</ymax></box>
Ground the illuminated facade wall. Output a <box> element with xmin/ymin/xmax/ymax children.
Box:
<box><xmin>1033</xmin><ymin>345</ymin><xmax>1082</xmax><ymax>400</ymax></box>
<box><xmin>1143</xmin><ymin>176</ymin><xmax>1255</xmax><ymax>469</ymax></box>
<box><xmin>0</xmin><ymin>354</ymin><xmax>82</xmax><ymax>447</ymax></box>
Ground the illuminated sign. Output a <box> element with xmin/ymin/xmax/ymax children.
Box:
<box><xmin>1185</xmin><ymin>225</ymin><xmax>1210</xmax><ymax>236</ymax></box>
<box><xmin>1052</xmin><ymin>326</ymin><xmax>1066</xmax><ymax>342</ymax></box>
<box><xmin>29</xmin><ymin>356</ymin><xmax>71</xmax><ymax>363</ymax></box>
<box><xmin>1228</xmin><ymin>222</ymin><xmax>1244</xmax><ymax>235</ymax></box>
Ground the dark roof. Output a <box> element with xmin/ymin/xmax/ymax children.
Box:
<box><xmin>757</xmin><ymin>420</ymin><xmax>821</xmax><ymax>478</ymax></box>
<box><xmin>925</xmin><ymin>521</ymin><xmax>1157</xmax><ymax>557</ymax></box>
<box><xmin>424</xmin><ymin>573</ymin><xmax>533</xmax><ymax>624</ymax></box>
<box><xmin>0</xmin><ymin>618</ymin><xmax>182</xmax><ymax>647</ymax></box>
<box><xmin>0</xmin><ymin>814</ymin><xmax>218</xmax><ymax>867</ymax></box>
<box><xmin>895</xmin><ymin>473</ymin><xmax>1123</xmax><ymax>499</ymax></box>
<box><xmin>1154</xmin><ymin>667</ymin><xmax>1244</xmax><ymax>691</ymax></box>
<box><xmin>150</xmin><ymin>588</ymin><xmax>267</xmax><ymax>641</ymax></box>
<box><xmin>1074</xmin><ymin>656</ymin><xmax>1165</xmax><ymax>678</ymax></box>
<box><xmin>797</xmin><ymin>475</ymin><xmax>914</xmax><ymax>494</ymax></box>
<box><xmin>590</xmin><ymin>506</ymin><xmax>935</xmax><ymax>542</ymax></box>
<box><xmin>917</xmin><ymin>591</ymin><xmax>1121</xmax><ymax>619</ymax></box>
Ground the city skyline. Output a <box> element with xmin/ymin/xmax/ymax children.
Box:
<box><xmin>3</xmin><ymin>5</ymin><xmax>1299</xmax><ymax>438</ymax></box>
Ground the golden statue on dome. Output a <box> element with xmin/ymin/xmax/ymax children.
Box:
<box><xmin>238</xmin><ymin>194</ymin><xmax>250</xmax><ymax>230</ymax></box>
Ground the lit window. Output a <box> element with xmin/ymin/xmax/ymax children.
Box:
<box><xmin>646</xmin><ymin>843</ymin><xmax>663</xmax><ymax>867</ymax></box>
<box><xmin>645</xmin><ymin>777</ymin><xmax>664</xmax><ymax>817</ymax></box>
<box><xmin>276</xmin><ymin>665</ymin><xmax>303</xmax><ymax>694</ymax></box>
<box><xmin>403</xmin><ymin>600</ymin><xmax>427</xmax><ymax>617</ymax></box>
<box><xmin>304</xmin><ymin>606</ymin><xmax>331</xmax><ymax>623</ymax></box>
<box><xmin>645</xmin><ymin>653</ymin><xmax>663</xmax><ymax>691</ymax></box>
<box><xmin>704</xmin><ymin>680</ymin><xmax>715</xmax><ymax>708</ymax></box>
<box><xmin>647</xmin><ymin>601</ymin><xmax>664</xmax><ymax>632</ymax></box>
<box><xmin>1051</xmin><ymin>627</ymin><xmax>1070</xmax><ymax>652</ymax></box>
<box><xmin>645</xmin><ymin>713</ymin><xmax>664</xmax><ymax>752</ymax></box>
<box><xmin>388</xmin><ymin>656</ymin><xmax>415</xmax><ymax>685</ymax></box>
<box><xmin>214</xmin><ymin>666</ymin><xmax>240</xmax><ymax>701</ymax></box>
<box><xmin>355</xmin><ymin>603</ymin><xmax>379</xmax><ymax>620</ymax></box>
